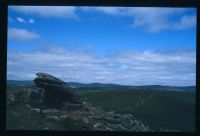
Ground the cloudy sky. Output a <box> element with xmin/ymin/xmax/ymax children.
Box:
<box><xmin>7</xmin><ymin>6</ymin><xmax>196</xmax><ymax>86</ymax></box>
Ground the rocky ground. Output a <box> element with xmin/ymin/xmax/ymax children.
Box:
<box><xmin>7</xmin><ymin>86</ymin><xmax>152</xmax><ymax>131</ymax></box>
<box><xmin>7</xmin><ymin>73</ymin><xmax>153</xmax><ymax>131</ymax></box>
<box><xmin>27</xmin><ymin>102</ymin><xmax>151</xmax><ymax>131</ymax></box>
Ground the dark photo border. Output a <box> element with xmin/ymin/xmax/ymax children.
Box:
<box><xmin>0</xmin><ymin>0</ymin><xmax>199</xmax><ymax>136</ymax></box>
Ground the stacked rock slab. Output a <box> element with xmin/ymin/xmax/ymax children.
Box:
<box><xmin>34</xmin><ymin>72</ymin><xmax>76</xmax><ymax>107</ymax></box>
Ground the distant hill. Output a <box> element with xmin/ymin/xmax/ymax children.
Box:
<box><xmin>7</xmin><ymin>80</ymin><xmax>34</xmax><ymax>86</ymax></box>
<box><xmin>7</xmin><ymin>80</ymin><xmax>195</xmax><ymax>93</ymax></box>
<box><xmin>130</xmin><ymin>85</ymin><xmax>196</xmax><ymax>93</ymax></box>
<box><xmin>68</xmin><ymin>82</ymin><xmax>127</xmax><ymax>90</ymax></box>
<box><xmin>68</xmin><ymin>82</ymin><xmax>196</xmax><ymax>93</ymax></box>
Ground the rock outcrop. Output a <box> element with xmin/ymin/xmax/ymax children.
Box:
<box><xmin>7</xmin><ymin>73</ymin><xmax>153</xmax><ymax>131</ymax></box>
<box><xmin>26</xmin><ymin>101</ymin><xmax>152</xmax><ymax>131</ymax></box>
<box><xmin>34</xmin><ymin>72</ymin><xmax>78</xmax><ymax>107</ymax></box>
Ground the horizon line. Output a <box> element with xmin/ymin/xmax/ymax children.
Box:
<box><xmin>6</xmin><ymin>79</ymin><xmax>196</xmax><ymax>87</ymax></box>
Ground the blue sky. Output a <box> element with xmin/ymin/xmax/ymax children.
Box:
<box><xmin>7</xmin><ymin>6</ymin><xmax>196</xmax><ymax>86</ymax></box>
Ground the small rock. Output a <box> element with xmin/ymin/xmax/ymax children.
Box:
<box><xmin>105</xmin><ymin>127</ymin><xmax>113</xmax><ymax>131</ymax></box>
<box><xmin>93</xmin><ymin>122</ymin><xmax>101</xmax><ymax>128</ymax></box>
<box><xmin>44</xmin><ymin>127</ymin><xmax>49</xmax><ymax>130</ymax></box>
<box><xmin>108</xmin><ymin>111</ymin><xmax>115</xmax><ymax>114</ymax></box>
<box><xmin>26</xmin><ymin>104</ymin><xmax>31</xmax><ymax>108</ymax></box>
<box><xmin>30</xmin><ymin>108</ymin><xmax>40</xmax><ymax>113</ymax></box>
<box><xmin>82</xmin><ymin>117</ymin><xmax>89</xmax><ymax>124</ymax></box>
<box><xmin>42</xmin><ymin>108</ymin><xmax>59</xmax><ymax>114</ymax></box>
<box><xmin>46</xmin><ymin>115</ymin><xmax>60</xmax><ymax>121</ymax></box>
<box><xmin>60</xmin><ymin>115</ymin><xmax>68</xmax><ymax>119</ymax></box>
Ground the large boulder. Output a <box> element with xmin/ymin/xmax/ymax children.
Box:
<box><xmin>34</xmin><ymin>72</ymin><xmax>78</xmax><ymax>107</ymax></box>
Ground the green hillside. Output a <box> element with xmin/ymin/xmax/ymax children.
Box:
<box><xmin>79</xmin><ymin>89</ymin><xmax>195</xmax><ymax>131</ymax></box>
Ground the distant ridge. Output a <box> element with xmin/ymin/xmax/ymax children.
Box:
<box><xmin>130</xmin><ymin>85</ymin><xmax>195</xmax><ymax>93</ymax></box>
<box><xmin>68</xmin><ymin>82</ymin><xmax>195</xmax><ymax>93</ymax></box>
<box><xmin>7</xmin><ymin>80</ymin><xmax>34</xmax><ymax>86</ymax></box>
<box><xmin>7</xmin><ymin>80</ymin><xmax>195</xmax><ymax>93</ymax></box>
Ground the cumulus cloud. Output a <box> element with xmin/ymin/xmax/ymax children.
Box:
<box><xmin>8</xmin><ymin>28</ymin><xmax>39</xmax><ymax>41</ymax></box>
<box><xmin>7</xmin><ymin>47</ymin><xmax>196</xmax><ymax>86</ymax></box>
<box><xmin>172</xmin><ymin>15</ymin><xmax>196</xmax><ymax>30</ymax></box>
<box><xmin>82</xmin><ymin>7</ymin><xmax>196</xmax><ymax>32</ymax></box>
<box><xmin>80</xmin><ymin>7</ymin><xmax>129</xmax><ymax>16</ymax></box>
<box><xmin>10</xmin><ymin>6</ymin><xmax>77</xmax><ymax>18</ymax></box>
<box><xmin>9</xmin><ymin>6</ymin><xmax>195</xmax><ymax>32</ymax></box>
<box><xmin>128</xmin><ymin>7</ymin><xmax>194</xmax><ymax>32</ymax></box>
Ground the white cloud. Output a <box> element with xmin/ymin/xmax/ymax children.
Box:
<box><xmin>172</xmin><ymin>15</ymin><xmax>196</xmax><ymax>30</ymax></box>
<box><xmin>132</xmin><ymin>8</ymin><xmax>195</xmax><ymax>32</ymax></box>
<box><xmin>16</xmin><ymin>17</ymin><xmax>35</xmax><ymax>24</ymax></box>
<box><xmin>10</xmin><ymin>6</ymin><xmax>77</xmax><ymax>18</ymax></box>
<box><xmin>16</xmin><ymin>17</ymin><xmax>26</xmax><ymax>23</ymax></box>
<box><xmin>82</xmin><ymin>7</ymin><xmax>196</xmax><ymax>32</ymax></box>
<box><xmin>80</xmin><ymin>7</ymin><xmax>129</xmax><ymax>16</ymax></box>
<box><xmin>7</xmin><ymin>46</ymin><xmax>196</xmax><ymax>86</ymax></box>
<box><xmin>28</xmin><ymin>18</ymin><xmax>35</xmax><ymax>24</ymax></box>
<box><xmin>8</xmin><ymin>28</ymin><xmax>39</xmax><ymax>41</ymax></box>
<box><xmin>9</xmin><ymin>6</ymin><xmax>196</xmax><ymax>32</ymax></box>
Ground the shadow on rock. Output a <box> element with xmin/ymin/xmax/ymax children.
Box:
<box><xmin>33</xmin><ymin>72</ymin><xmax>80</xmax><ymax>108</ymax></box>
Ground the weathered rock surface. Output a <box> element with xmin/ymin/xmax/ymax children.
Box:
<box><xmin>34</xmin><ymin>72</ymin><xmax>78</xmax><ymax>107</ymax></box>
<box><xmin>27</xmin><ymin>101</ymin><xmax>152</xmax><ymax>131</ymax></box>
